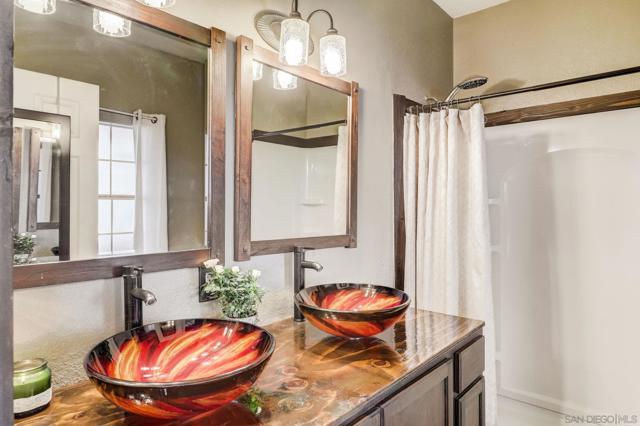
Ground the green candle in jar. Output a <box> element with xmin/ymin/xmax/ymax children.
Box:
<box><xmin>13</xmin><ymin>358</ymin><xmax>52</xmax><ymax>418</ymax></box>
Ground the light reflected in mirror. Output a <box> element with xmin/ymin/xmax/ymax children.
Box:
<box><xmin>251</xmin><ymin>61</ymin><xmax>349</xmax><ymax>241</ymax></box>
<box><xmin>13</xmin><ymin>0</ymin><xmax>209</xmax><ymax>264</ymax></box>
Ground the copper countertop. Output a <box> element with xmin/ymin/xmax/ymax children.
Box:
<box><xmin>16</xmin><ymin>309</ymin><xmax>484</xmax><ymax>426</ymax></box>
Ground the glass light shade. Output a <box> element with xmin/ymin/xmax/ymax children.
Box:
<box><xmin>272</xmin><ymin>69</ymin><xmax>297</xmax><ymax>90</ymax></box>
<box><xmin>278</xmin><ymin>17</ymin><xmax>309</xmax><ymax>66</ymax></box>
<box><xmin>14</xmin><ymin>0</ymin><xmax>55</xmax><ymax>14</ymax></box>
<box><xmin>93</xmin><ymin>9</ymin><xmax>132</xmax><ymax>38</ymax></box>
<box><xmin>252</xmin><ymin>61</ymin><xmax>264</xmax><ymax>81</ymax></box>
<box><xmin>320</xmin><ymin>33</ymin><xmax>347</xmax><ymax>77</ymax></box>
<box><xmin>135</xmin><ymin>0</ymin><xmax>175</xmax><ymax>8</ymax></box>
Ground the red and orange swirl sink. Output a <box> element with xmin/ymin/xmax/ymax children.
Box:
<box><xmin>295</xmin><ymin>284</ymin><xmax>411</xmax><ymax>338</ymax></box>
<box><xmin>84</xmin><ymin>319</ymin><xmax>275</xmax><ymax>420</ymax></box>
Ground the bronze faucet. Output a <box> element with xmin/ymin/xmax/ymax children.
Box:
<box><xmin>123</xmin><ymin>265</ymin><xmax>157</xmax><ymax>330</ymax></box>
<box><xmin>293</xmin><ymin>247</ymin><xmax>323</xmax><ymax>322</ymax></box>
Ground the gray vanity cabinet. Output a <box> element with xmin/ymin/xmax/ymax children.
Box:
<box><xmin>455</xmin><ymin>377</ymin><xmax>485</xmax><ymax>426</ymax></box>
<box><xmin>352</xmin><ymin>408</ymin><xmax>382</xmax><ymax>426</ymax></box>
<box><xmin>381</xmin><ymin>360</ymin><xmax>454</xmax><ymax>426</ymax></box>
<box><xmin>351</xmin><ymin>334</ymin><xmax>485</xmax><ymax>426</ymax></box>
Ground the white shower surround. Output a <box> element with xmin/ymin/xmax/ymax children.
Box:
<box><xmin>485</xmin><ymin>107</ymin><xmax>640</xmax><ymax>416</ymax></box>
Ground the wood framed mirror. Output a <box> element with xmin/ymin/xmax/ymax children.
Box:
<box><xmin>12</xmin><ymin>0</ymin><xmax>226</xmax><ymax>288</ymax></box>
<box><xmin>234</xmin><ymin>36</ymin><xmax>359</xmax><ymax>261</ymax></box>
<box><xmin>13</xmin><ymin>109</ymin><xmax>71</xmax><ymax>263</ymax></box>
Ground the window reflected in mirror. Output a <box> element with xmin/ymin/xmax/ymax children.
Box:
<box><xmin>251</xmin><ymin>61</ymin><xmax>350</xmax><ymax>241</ymax></box>
<box><xmin>13</xmin><ymin>0</ymin><xmax>209</xmax><ymax>264</ymax></box>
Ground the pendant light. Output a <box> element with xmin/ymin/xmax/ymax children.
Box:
<box><xmin>14</xmin><ymin>0</ymin><xmax>56</xmax><ymax>14</ymax></box>
<box><xmin>308</xmin><ymin>10</ymin><xmax>347</xmax><ymax>77</ymax></box>
<box><xmin>93</xmin><ymin>9</ymin><xmax>132</xmax><ymax>37</ymax></box>
<box><xmin>319</xmin><ymin>31</ymin><xmax>347</xmax><ymax>77</ymax></box>
<box><xmin>268</xmin><ymin>1</ymin><xmax>348</xmax><ymax>77</ymax></box>
<box><xmin>273</xmin><ymin>69</ymin><xmax>297</xmax><ymax>90</ymax></box>
<box><xmin>278</xmin><ymin>0</ymin><xmax>309</xmax><ymax>66</ymax></box>
<box><xmin>135</xmin><ymin>0</ymin><xmax>175</xmax><ymax>8</ymax></box>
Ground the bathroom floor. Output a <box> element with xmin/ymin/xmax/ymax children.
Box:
<box><xmin>498</xmin><ymin>396</ymin><xmax>566</xmax><ymax>426</ymax></box>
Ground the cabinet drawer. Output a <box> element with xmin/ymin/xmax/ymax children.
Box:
<box><xmin>455</xmin><ymin>377</ymin><xmax>485</xmax><ymax>426</ymax></box>
<box><xmin>454</xmin><ymin>336</ymin><xmax>485</xmax><ymax>393</ymax></box>
<box><xmin>381</xmin><ymin>360</ymin><xmax>453</xmax><ymax>426</ymax></box>
<box><xmin>352</xmin><ymin>408</ymin><xmax>381</xmax><ymax>426</ymax></box>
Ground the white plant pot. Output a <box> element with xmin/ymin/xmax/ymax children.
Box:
<box><xmin>224</xmin><ymin>314</ymin><xmax>258</xmax><ymax>325</ymax></box>
<box><xmin>13</xmin><ymin>253</ymin><xmax>31</xmax><ymax>265</ymax></box>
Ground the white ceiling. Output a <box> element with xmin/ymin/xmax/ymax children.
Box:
<box><xmin>433</xmin><ymin>0</ymin><xmax>511</xmax><ymax>18</ymax></box>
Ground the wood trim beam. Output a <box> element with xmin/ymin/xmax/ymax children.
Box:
<box><xmin>12</xmin><ymin>128</ymin><xmax>22</xmax><ymax>233</ymax></box>
<box><xmin>13</xmin><ymin>248</ymin><xmax>211</xmax><ymax>289</ymax></box>
<box><xmin>234</xmin><ymin>36</ymin><xmax>254</xmax><ymax>261</ymax></box>
<box><xmin>253</xmin><ymin>119</ymin><xmax>347</xmax><ymax>138</ymax></box>
<box><xmin>75</xmin><ymin>0</ymin><xmax>211</xmax><ymax>46</ymax></box>
<box><xmin>251</xmin><ymin>235</ymin><xmax>352</xmax><ymax>257</ymax></box>
<box><xmin>346</xmin><ymin>82</ymin><xmax>359</xmax><ymax>248</ymax></box>
<box><xmin>485</xmin><ymin>90</ymin><xmax>640</xmax><ymax>127</ymax></box>
<box><xmin>0</xmin><ymin>0</ymin><xmax>13</xmax><ymax>418</ymax></box>
<box><xmin>253</xmin><ymin>134</ymin><xmax>339</xmax><ymax>148</ymax></box>
<box><xmin>393</xmin><ymin>94</ymin><xmax>419</xmax><ymax>291</ymax></box>
<box><xmin>26</xmin><ymin>129</ymin><xmax>41</xmax><ymax>232</ymax></box>
<box><xmin>208</xmin><ymin>27</ymin><xmax>226</xmax><ymax>262</ymax></box>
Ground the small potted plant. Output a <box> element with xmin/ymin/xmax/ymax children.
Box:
<box><xmin>13</xmin><ymin>233</ymin><xmax>36</xmax><ymax>265</ymax></box>
<box><xmin>202</xmin><ymin>259</ymin><xmax>264</xmax><ymax>323</ymax></box>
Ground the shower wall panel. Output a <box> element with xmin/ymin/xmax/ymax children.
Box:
<box><xmin>485</xmin><ymin>107</ymin><xmax>640</xmax><ymax>416</ymax></box>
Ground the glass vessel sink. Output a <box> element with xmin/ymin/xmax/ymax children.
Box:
<box><xmin>84</xmin><ymin>319</ymin><xmax>275</xmax><ymax>420</ymax></box>
<box><xmin>295</xmin><ymin>283</ymin><xmax>410</xmax><ymax>338</ymax></box>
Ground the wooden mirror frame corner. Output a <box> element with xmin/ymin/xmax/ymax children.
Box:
<box><xmin>234</xmin><ymin>35</ymin><xmax>359</xmax><ymax>261</ymax></box>
<box><xmin>12</xmin><ymin>0</ymin><xmax>227</xmax><ymax>289</ymax></box>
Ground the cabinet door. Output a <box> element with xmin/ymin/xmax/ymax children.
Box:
<box><xmin>381</xmin><ymin>360</ymin><xmax>453</xmax><ymax>426</ymax></box>
<box><xmin>455</xmin><ymin>377</ymin><xmax>484</xmax><ymax>426</ymax></box>
<box><xmin>454</xmin><ymin>336</ymin><xmax>485</xmax><ymax>393</ymax></box>
<box><xmin>353</xmin><ymin>408</ymin><xmax>381</xmax><ymax>426</ymax></box>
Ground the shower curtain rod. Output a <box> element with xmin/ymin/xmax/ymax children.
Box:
<box><xmin>100</xmin><ymin>107</ymin><xmax>158</xmax><ymax>124</ymax></box>
<box><xmin>409</xmin><ymin>65</ymin><xmax>640</xmax><ymax>112</ymax></box>
<box><xmin>253</xmin><ymin>119</ymin><xmax>347</xmax><ymax>138</ymax></box>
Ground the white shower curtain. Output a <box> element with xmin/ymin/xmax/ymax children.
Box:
<box><xmin>403</xmin><ymin>104</ymin><xmax>497</xmax><ymax>425</ymax></box>
<box><xmin>133</xmin><ymin>111</ymin><xmax>168</xmax><ymax>254</ymax></box>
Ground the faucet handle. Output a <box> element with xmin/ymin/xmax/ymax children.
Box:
<box><xmin>123</xmin><ymin>265</ymin><xmax>144</xmax><ymax>275</ymax></box>
<box><xmin>294</xmin><ymin>246</ymin><xmax>316</xmax><ymax>253</ymax></box>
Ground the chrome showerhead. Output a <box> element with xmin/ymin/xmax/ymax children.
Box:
<box><xmin>444</xmin><ymin>76</ymin><xmax>488</xmax><ymax>102</ymax></box>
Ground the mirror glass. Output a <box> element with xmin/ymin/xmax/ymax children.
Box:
<box><xmin>251</xmin><ymin>61</ymin><xmax>349</xmax><ymax>241</ymax></box>
<box><xmin>13</xmin><ymin>0</ymin><xmax>209</xmax><ymax>264</ymax></box>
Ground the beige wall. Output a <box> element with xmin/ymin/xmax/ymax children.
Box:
<box><xmin>13</xmin><ymin>0</ymin><xmax>453</xmax><ymax>386</ymax></box>
<box><xmin>454</xmin><ymin>0</ymin><xmax>640</xmax><ymax>112</ymax></box>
